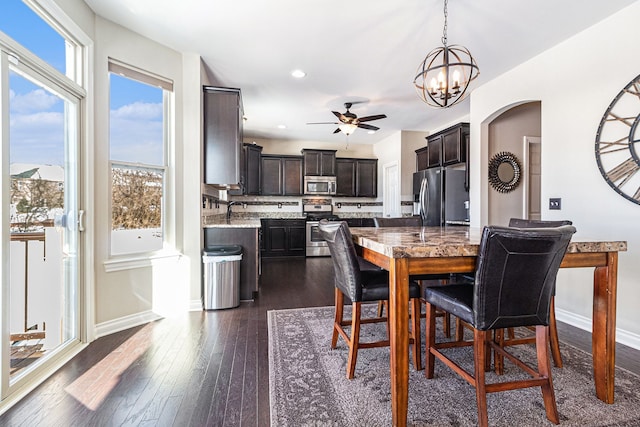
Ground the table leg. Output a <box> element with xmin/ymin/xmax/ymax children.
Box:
<box><xmin>389</xmin><ymin>258</ymin><xmax>410</xmax><ymax>426</ymax></box>
<box><xmin>592</xmin><ymin>252</ymin><xmax>617</xmax><ymax>403</ymax></box>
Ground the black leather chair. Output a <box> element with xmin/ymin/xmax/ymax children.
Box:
<box><xmin>318</xmin><ymin>219</ymin><xmax>423</xmax><ymax>378</ymax></box>
<box><xmin>373</xmin><ymin>216</ymin><xmax>422</xmax><ymax>227</ymax></box>
<box><xmin>423</xmin><ymin>225</ymin><xmax>576</xmax><ymax>427</ymax></box>
<box><xmin>373</xmin><ymin>216</ymin><xmax>455</xmax><ymax>336</ymax></box>
<box><xmin>499</xmin><ymin>218</ymin><xmax>573</xmax><ymax>370</ymax></box>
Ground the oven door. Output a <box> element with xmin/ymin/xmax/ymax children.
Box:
<box><xmin>306</xmin><ymin>221</ymin><xmax>330</xmax><ymax>256</ymax></box>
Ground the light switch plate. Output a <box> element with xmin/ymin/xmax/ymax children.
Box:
<box><xmin>549</xmin><ymin>198</ymin><xmax>561</xmax><ymax>210</ymax></box>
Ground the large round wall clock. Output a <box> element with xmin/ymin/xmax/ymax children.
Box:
<box><xmin>595</xmin><ymin>73</ymin><xmax>640</xmax><ymax>205</ymax></box>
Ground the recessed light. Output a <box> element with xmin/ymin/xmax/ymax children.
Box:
<box><xmin>277</xmin><ymin>124</ymin><xmax>287</xmax><ymax>129</ymax></box>
<box><xmin>368</xmin><ymin>130</ymin><xmax>376</xmax><ymax>134</ymax></box>
<box><xmin>291</xmin><ymin>69</ymin><xmax>306</xmax><ymax>78</ymax></box>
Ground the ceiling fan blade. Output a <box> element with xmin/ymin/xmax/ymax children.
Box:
<box><xmin>332</xmin><ymin>111</ymin><xmax>348</xmax><ymax>123</ymax></box>
<box><xmin>357</xmin><ymin>123</ymin><xmax>380</xmax><ymax>131</ymax></box>
<box><xmin>357</xmin><ymin>114</ymin><xmax>387</xmax><ymax>123</ymax></box>
<box><xmin>306</xmin><ymin>122</ymin><xmax>340</xmax><ymax>125</ymax></box>
<box><xmin>333</xmin><ymin>128</ymin><xmax>342</xmax><ymax>134</ymax></box>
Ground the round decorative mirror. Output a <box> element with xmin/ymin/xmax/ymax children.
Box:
<box><xmin>488</xmin><ymin>151</ymin><xmax>522</xmax><ymax>193</ymax></box>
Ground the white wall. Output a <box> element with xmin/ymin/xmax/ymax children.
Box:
<box><xmin>469</xmin><ymin>3</ymin><xmax>640</xmax><ymax>345</ymax></box>
<box><xmin>93</xmin><ymin>17</ymin><xmax>194</xmax><ymax>327</ymax></box>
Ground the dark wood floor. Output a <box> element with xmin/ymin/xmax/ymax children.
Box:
<box><xmin>1</xmin><ymin>257</ymin><xmax>638</xmax><ymax>426</ymax></box>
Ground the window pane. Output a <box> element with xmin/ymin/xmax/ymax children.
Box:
<box><xmin>109</xmin><ymin>68</ymin><xmax>166</xmax><ymax>256</ymax></box>
<box><xmin>111</xmin><ymin>165</ymin><xmax>164</xmax><ymax>255</ymax></box>
<box><xmin>109</xmin><ymin>73</ymin><xmax>163</xmax><ymax>165</ymax></box>
<box><xmin>0</xmin><ymin>0</ymin><xmax>68</xmax><ymax>75</ymax></box>
<box><xmin>8</xmin><ymin>69</ymin><xmax>78</xmax><ymax>379</ymax></box>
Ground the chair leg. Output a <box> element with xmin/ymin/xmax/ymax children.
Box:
<box><xmin>410</xmin><ymin>297</ymin><xmax>422</xmax><ymax>371</ymax></box>
<box><xmin>346</xmin><ymin>302</ymin><xmax>362</xmax><ymax>379</ymax></box>
<box><xmin>548</xmin><ymin>296</ymin><xmax>563</xmax><ymax>368</ymax></box>
<box><xmin>536</xmin><ymin>325</ymin><xmax>560</xmax><ymax>424</ymax></box>
<box><xmin>332</xmin><ymin>288</ymin><xmax>344</xmax><ymax>349</ymax></box>
<box><xmin>474</xmin><ymin>329</ymin><xmax>489</xmax><ymax>427</ymax></box>
<box><xmin>442</xmin><ymin>312</ymin><xmax>451</xmax><ymax>337</ymax></box>
<box><xmin>494</xmin><ymin>328</ymin><xmax>505</xmax><ymax>375</ymax></box>
<box><xmin>424</xmin><ymin>302</ymin><xmax>437</xmax><ymax>379</ymax></box>
<box><xmin>377</xmin><ymin>300</ymin><xmax>385</xmax><ymax>317</ymax></box>
<box><xmin>455</xmin><ymin>318</ymin><xmax>464</xmax><ymax>341</ymax></box>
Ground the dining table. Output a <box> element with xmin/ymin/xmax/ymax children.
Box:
<box><xmin>349</xmin><ymin>225</ymin><xmax>627</xmax><ymax>427</ymax></box>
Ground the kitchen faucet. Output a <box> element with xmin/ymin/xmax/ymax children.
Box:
<box><xmin>226</xmin><ymin>201</ymin><xmax>239</xmax><ymax>221</ymax></box>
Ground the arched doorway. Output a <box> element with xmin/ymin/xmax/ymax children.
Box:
<box><xmin>485</xmin><ymin>102</ymin><xmax>542</xmax><ymax>225</ymax></box>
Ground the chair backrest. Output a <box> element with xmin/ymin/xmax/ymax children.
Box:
<box><xmin>373</xmin><ymin>216</ymin><xmax>422</xmax><ymax>227</ymax></box>
<box><xmin>318</xmin><ymin>220</ymin><xmax>363</xmax><ymax>301</ymax></box>
<box><xmin>473</xmin><ymin>225</ymin><xmax>576</xmax><ymax>330</ymax></box>
<box><xmin>509</xmin><ymin>218</ymin><xmax>573</xmax><ymax>228</ymax></box>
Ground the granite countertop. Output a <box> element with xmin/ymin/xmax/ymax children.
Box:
<box><xmin>349</xmin><ymin>226</ymin><xmax>628</xmax><ymax>259</ymax></box>
<box><xmin>203</xmin><ymin>219</ymin><xmax>262</xmax><ymax>228</ymax></box>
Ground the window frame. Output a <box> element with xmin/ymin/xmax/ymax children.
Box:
<box><xmin>105</xmin><ymin>60</ymin><xmax>176</xmax><ymax>269</ymax></box>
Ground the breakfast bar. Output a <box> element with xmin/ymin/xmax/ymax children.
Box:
<box><xmin>349</xmin><ymin>226</ymin><xmax>627</xmax><ymax>427</ymax></box>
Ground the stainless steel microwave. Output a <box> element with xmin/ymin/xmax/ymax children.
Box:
<box><xmin>304</xmin><ymin>176</ymin><xmax>337</xmax><ymax>195</ymax></box>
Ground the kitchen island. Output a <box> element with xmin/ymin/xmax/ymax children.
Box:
<box><xmin>203</xmin><ymin>219</ymin><xmax>261</xmax><ymax>300</ymax></box>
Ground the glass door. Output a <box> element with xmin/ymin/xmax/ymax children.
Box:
<box><xmin>1</xmin><ymin>50</ymin><xmax>80</xmax><ymax>396</ymax></box>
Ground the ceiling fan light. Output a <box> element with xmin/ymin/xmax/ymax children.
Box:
<box><xmin>291</xmin><ymin>69</ymin><xmax>306</xmax><ymax>78</ymax></box>
<box><xmin>339</xmin><ymin>123</ymin><xmax>357</xmax><ymax>135</ymax></box>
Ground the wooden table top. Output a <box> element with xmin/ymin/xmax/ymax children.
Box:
<box><xmin>349</xmin><ymin>226</ymin><xmax>627</xmax><ymax>259</ymax></box>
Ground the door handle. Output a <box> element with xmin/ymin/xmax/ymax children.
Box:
<box><xmin>78</xmin><ymin>210</ymin><xmax>85</xmax><ymax>232</ymax></box>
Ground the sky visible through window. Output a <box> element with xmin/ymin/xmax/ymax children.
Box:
<box><xmin>1</xmin><ymin>0</ymin><xmax>162</xmax><ymax>167</ymax></box>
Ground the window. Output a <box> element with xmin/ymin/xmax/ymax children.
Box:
<box><xmin>0</xmin><ymin>0</ymin><xmax>72</xmax><ymax>76</ymax></box>
<box><xmin>109</xmin><ymin>60</ymin><xmax>173</xmax><ymax>256</ymax></box>
<box><xmin>1</xmin><ymin>0</ymin><xmax>87</xmax><ymax>394</ymax></box>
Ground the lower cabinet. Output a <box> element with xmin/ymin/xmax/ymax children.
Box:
<box><xmin>203</xmin><ymin>227</ymin><xmax>260</xmax><ymax>300</ymax></box>
<box><xmin>344</xmin><ymin>218</ymin><xmax>375</xmax><ymax>228</ymax></box>
<box><xmin>261</xmin><ymin>219</ymin><xmax>306</xmax><ymax>257</ymax></box>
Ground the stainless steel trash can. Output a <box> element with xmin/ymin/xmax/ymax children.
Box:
<box><xmin>202</xmin><ymin>245</ymin><xmax>242</xmax><ymax>310</ymax></box>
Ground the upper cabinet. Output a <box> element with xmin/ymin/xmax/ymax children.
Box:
<box><xmin>243</xmin><ymin>143</ymin><xmax>262</xmax><ymax>195</ymax></box>
<box><xmin>335</xmin><ymin>158</ymin><xmax>377</xmax><ymax>197</ymax></box>
<box><xmin>203</xmin><ymin>86</ymin><xmax>243</xmax><ymax>188</ymax></box>
<box><xmin>302</xmin><ymin>149</ymin><xmax>336</xmax><ymax>176</ymax></box>
<box><xmin>261</xmin><ymin>155</ymin><xmax>303</xmax><ymax>196</ymax></box>
<box><xmin>417</xmin><ymin>123</ymin><xmax>469</xmax><ymax>170</ymax></box>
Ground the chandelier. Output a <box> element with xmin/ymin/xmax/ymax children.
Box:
<box><xmin>413</xmin><ymin>0</ymin><xmax>480</xmax><ymax>108</ymax></box>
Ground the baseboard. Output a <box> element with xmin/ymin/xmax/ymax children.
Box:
<box><xmin>556</xmin><ymin>308</ymin><xmax>640</xmax><ymax>351</ymax></box>
<box><xmin>189</xmin><ymin>299</ymin><xmax>202</xmax><ymax>311</ymax></box>
<box><xmin>95</xmin><ymin>310</ymin><xmax>163</xmax><ymax>339</ymax></box>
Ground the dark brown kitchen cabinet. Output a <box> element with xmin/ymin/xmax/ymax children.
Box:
<box><xmin>335</xmin><ymin>158</ymin><xmax>377</xmax><ymax>197</ymax></box>
<box><xmin>203</xmin><ymin>86</ymin><xmax>243</xmax><ymax>187</ymax></box>
<box><xmin>335</xmin><ymin>158</ymin><xmax>356</xmax><ymax>196</ymax></box>
<box><xmin>420</xmin><ymin>123</ymin><xmax>469</xmax><ymax>169</ymax></box>
<box><xmin>441</xmin><ymin>123</ymin><xmax>468</xmax><ymax>165</ymax></box>
<box><xmin>261</xmin><ymin>155</ymin><xmax>303</xmax><ymax>196</ymax></box>
<box><xmin>243</xmin><ymin>143</ymin><xmax>262</xmax><ymax>195</ymax></box>
<box><xmin>343</xmin><ymin>218</ymin><xmax>374</xmax><ymax>227</ymax></box>
<box><xmin>356</xmin><ymin>159</ymin><xmax>377</xmax><ymax>197</ymax></box>
<box><xmin>261</xmin><ymin>219</ymin><xmax>306</xmax><ymax>257</ymax></box>
<box><xmin>302</xmin><ymin>149</ymin><xmax>336</xmax><ymax>176</ymax></box>
<box><xmin>416</xmin><ymin>146</ymin><xmax>429</xmax><ymax>171</ymax></box>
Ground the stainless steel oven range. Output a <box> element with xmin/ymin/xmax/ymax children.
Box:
<box><xmin>303</xmin><ymin>203</ymin><xmax>339</xmax><ymax>257</ymax></box>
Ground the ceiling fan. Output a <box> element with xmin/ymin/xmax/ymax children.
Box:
<box><xmin>307</xmin><ymin>102</ymin><xmax>387</xmax><ymax>135</ymax></box>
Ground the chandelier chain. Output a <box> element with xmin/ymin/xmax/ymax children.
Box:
<box><xmin>441</xmin><ymin>0</ymin><xmax>448</xmax><ymax>46</ymax></box>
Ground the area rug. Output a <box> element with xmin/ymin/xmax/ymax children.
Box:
<box><xmin>268</xmin><ymin>305</ymin><xmax>640</xmax><ymax>427</ymax></box>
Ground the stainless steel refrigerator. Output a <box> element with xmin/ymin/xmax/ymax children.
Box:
<box><xmin>413</xmin><ymin>167</ymin><xmax>469</xmax><ymax>226</ymax></box>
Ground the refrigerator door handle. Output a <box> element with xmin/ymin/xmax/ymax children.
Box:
<box><xmin>419</xmin><ymin>177</ymin><xmax>427</xmax><ymax>222</ymax></box>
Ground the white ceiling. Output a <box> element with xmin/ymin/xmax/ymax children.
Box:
<box><xmin>83</xmin><ymin>0</ymin><xmax>637</xmax><ymax>145</ymax></box>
